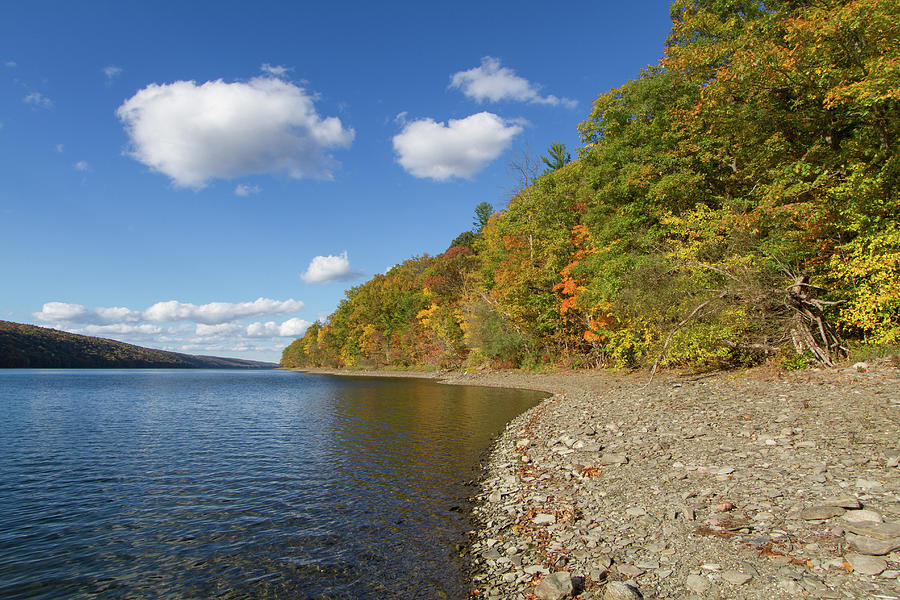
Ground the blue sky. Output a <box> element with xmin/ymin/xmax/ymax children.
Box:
<box><xmin>1</xmin><ymin>1</ymin><xmax>674</xmax><ymax>362</ymax></box>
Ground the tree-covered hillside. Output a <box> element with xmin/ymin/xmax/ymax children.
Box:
<box><xmin>0</xmin><ymin>321</ymin><xmax>276</xmax><ymax>369</ymax></box>
<box><xmin>283</xmin><ymin>0</ymin><xmax>898</xmax><ymax>371</ymax></box>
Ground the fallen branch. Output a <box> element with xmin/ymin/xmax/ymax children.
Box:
<box><xmin>644</xmin><ymin>291</ymin><xmax>728</xmax><ymax>387</ymax></box>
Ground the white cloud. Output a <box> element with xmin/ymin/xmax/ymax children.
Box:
<box><xmin>392</xmin><ymin>112</ymin><xmax>522</xmax><ymax>180</ymax></box>
<box><xmin>142</xmin><ymin>298</ymin><xmax>303</xmax><ymax>324</ymax></box>
<box><xmin>195</xmin><ymin>317</ymin><xmax>310</xmax><ymax>339</ymax></box>
<box><xmin>261</xmin><ymin>63</ymin><xmax>290</xmax><ymax>77</ymax></box>
<box><xmin>450</xmin><ymin>57</ymin><xmax>576</xmax><ymax>108</ymax></box>
<box><xmin>234</xmin><ymin>183</ymin><xmax>261</xmax><ymax>196</ymax></box>
<box><xmin>5</xmin><ymin>61</ymin><xmax>16</xmax><ymax>67</ymax></box>
<box><xmin>34</xmin><ymin>297</ymin><xmax>303</xmax><ymax>326</ymax></box>
<box><xmin>246</xmin><ymin>317</ymin><xmax>311</xmax><ymax>338</ymax></box>
<box><xmin>276</xmin><ymin>317</ymin><xmax>311</xmax><ymax>336</ymax></box>
<box><xmin>74</xmin><ymin>160</ymin><xmax>90</xmax><ymax>172</ymax></box>
<box><xmin>34</xmin><ymin>302</ymin><xmax>92</xmax><ymax>323</ymax></box>
<box><xmin>103</xmin><ymin>65</ymin><xmax>123</xmax><ymax>82</ymax></box>
<box><xmin>23</xmin><ymin>92</ymin><xmax>52</xmax><ymax>109</ymax></box>
<box><xmin>117</xmin><ymin>77</ymin><xmax>354</xmax><ymax>189</ymax></box>
<box><xmin>56</xmin><ymin>144</ymin><xmax>64</xmax><ymax>153</ymax></box>
<box><xmin>300</xmin><ymin>251</ymin><xmax>361</xmax><ymax>284</ymax></box>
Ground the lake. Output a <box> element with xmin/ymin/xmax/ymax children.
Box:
<box><xmin>0</xmin><ymin>369</ymin><xmax>546</xmax><ymax>599</ymax></box>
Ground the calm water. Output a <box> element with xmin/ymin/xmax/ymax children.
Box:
<box><xmin>0</xmin><ymin>369</ymin><xmax>546</xmax><ymax>599</ymax></box>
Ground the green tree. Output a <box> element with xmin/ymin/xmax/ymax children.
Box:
<box><xmin>473</xmin><ymin>202</ymin><xmax>494</xmax><ymax>233</ymax></box>
<box><xmin>541</xmin><ymin>142</ymin><xmax>572</xmax><ymax>172</ymax></box>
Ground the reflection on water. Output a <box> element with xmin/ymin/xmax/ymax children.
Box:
<box><xmin>0</xmin><ymin>370</ymin><xmax>546</xmax><ymax>599</ymax></box>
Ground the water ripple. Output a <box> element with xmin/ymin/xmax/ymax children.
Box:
<box><xmin>0</xmin><ymin>370</ymin><xmax>544</xmax><ymax>599</ymax></box>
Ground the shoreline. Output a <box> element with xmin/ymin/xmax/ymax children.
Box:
<box><xmin>293</xmin><ymin>366</ymin><xmax>900</xmax><ymax>599</ymax></box>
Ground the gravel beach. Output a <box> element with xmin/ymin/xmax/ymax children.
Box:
<box><xmin>299</xmin><ymin>365</ymin><xmax>900</xmax><ymax>599</ymax></box>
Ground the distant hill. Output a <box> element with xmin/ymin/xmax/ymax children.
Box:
<box><xmin>0</xmin><ymin>321</ymin><xmax>277</xmax><ymax>369</ymax></box>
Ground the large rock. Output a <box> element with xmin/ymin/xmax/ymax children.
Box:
<box><xmin>845</xmin><ymin>554</ymin><xmax>887</xmax><ymax>575</ymax></box>
<box><xmin>822</xmin><ymin>496</ymin><xmax>861</xmax><ymax>509</ymax></box>
<box><xmin>721</xmin><ymin>570</ymin><xmax>753</xmax><ymax>585</ymax></box>
<box><xmin>799</xmin><ymin>505</ymin><xmax>845</xmax><ymax>520</ymax></box>
<box><xmin>845</xmin><ymin>532</ymin><xmax>900</xmax><ymax>556</ymax></box>
<box><xmin>534</xmin><ymin>571</ymin><xmax>573</xmax><ymax>600</ymax></box>
<box><xmin>603</xmin><ymin>581</ymin><xmax>643</xmax><ymax>600</ymax></box>
<box><xmin>686</xmin><ymin>574</ymin><xmax>710</xmax><ymax>594</ymax></box>
<box><xmin>842</xmin><ymin>520</ymin><xmax>900</xmax><ymax>540</ymax></box>
<box><xmin>842</xmin><ymin>509</ymin><xmax>883</xmax><ymax>524</ymax></box>
<box><xmin>599</xmin><ymin>453</ymin><xmax>629</xmax><ymax>465</ymax></box>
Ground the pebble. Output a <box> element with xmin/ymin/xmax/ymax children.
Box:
<box><xmin>779</xmin><ymin>579</ymin><xmax>804</xmax><ymax>594</ymax></box>
<box><xmin>463</xmin><ymin>368</ymin><xmax>900</xmax><ymax>600</ymax></box>
<box><xmin>617</xmin><ymin>564</ymin><xmax>643</xmax><ymax>577</ymax></box>
<box><xmin>533</xmin><ymin>513</ymin><xmax>556</xmax><ymax>525</ymax></box>
<box><xmin>856</xmin><ymin>478</ymin><xmax>883</xmax><ymax>490</ymax></box>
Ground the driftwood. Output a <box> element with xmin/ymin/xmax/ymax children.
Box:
<box><xmin>785</xmin><ymin>274</ymin><xmax>847</xmax><ymax>367</ymax></box>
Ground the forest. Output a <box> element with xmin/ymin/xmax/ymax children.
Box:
<box><xmin>282</xmin><ymin>0</ymin><xmax>898</xmax><ymax>372</ymax></box>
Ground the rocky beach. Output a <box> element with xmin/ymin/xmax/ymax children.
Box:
<box><xmin>301</xmin><ymin>363</ymin><xmax>900</xmax><ymax>599</ymax></box>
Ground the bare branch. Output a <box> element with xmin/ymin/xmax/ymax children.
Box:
<box><xmin>644</xmin><ymin>291</ymin><xmax>728</xmax><ymax>387</ymax></box>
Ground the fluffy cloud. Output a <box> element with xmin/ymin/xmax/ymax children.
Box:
<box><xmin>300</xmin><ymin>251</ymin><xmax>361</xmax><ymax>284</ymax></box>
<box><xmin>142</xmin><ymin>298</ymin><xmax>303</xmax><ymax>324</ymax></box>
<box><xmin>117</xmin><ymin>77</ymin><xmax>354</xmax><ymax>188</ymax></box>
<box><xmin>34</xmin><ymin>297</ymin><xmax>303</xmax><ymax>326</ymax></box>
<box><xmin>74</xmin><ymin>160</ymin><xmax>91</xmax><ymax>172</ymax></box>
<box><xmin>195</xmin><ymin>317</ymin><xmax>310</xmax><ymax>339</ymax></box>
<box><xmin>392</xmin><ymin>112</ymin><xmax>522</xmax><ymax>180</ymax></box>
<box><xmin>276</xmin><ymin>317</ymin><xmax>312</xmax><ymax>336</ymax></box>
<box><xmin>23</xmin><ymin>92</ymin><xmax>53</xmax><ymax>109</ymax></box>
<box><xmin>450</xmin><ymin>57</ymin><xmax>576</xmax><ymax>108</ymax></box>
<box><xmin>34</xmin><ymin>301</ymin><xmax>93</xmax><ymax>323</ymax></box>
<box><xmin>247</xmin><ymin>317</ymin><xmax>312</xmax><ymax>337</ymax></box>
